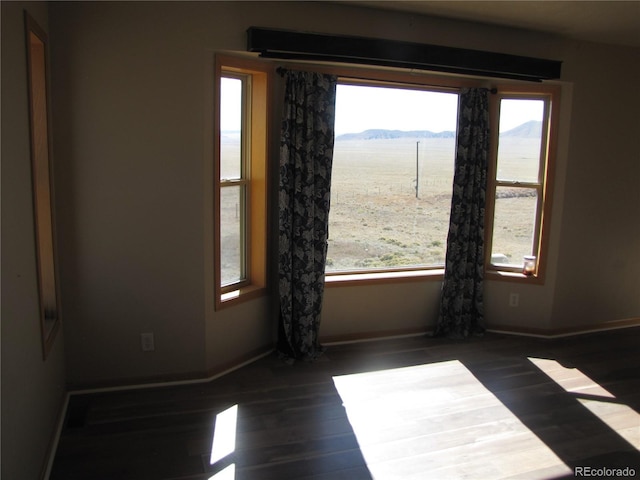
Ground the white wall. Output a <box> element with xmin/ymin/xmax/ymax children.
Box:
<box><xmin>1</xmin><ymin>2</ymin><xmax>67</xmax><ymax>479</ymax></box>
<box><xmin>47</xmin><ymin>1</ymin><xmax>639</xmax><ymax>388</ymax></box>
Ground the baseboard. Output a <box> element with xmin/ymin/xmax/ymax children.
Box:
<box><xmin>60</xmin><ymin>319</ymin><xmax>640</xmax><ymax>394</ymax></box>
<box><xmin>42</xmin><ymin>392</ymin><xmax>70</xmax><ymax>480</ymax></box>
<box><xmin>203</xmin><ymin>345</ymin><xmax>276</xmax><ymax>383</ymax></box>
<box><xmin>487</xmin><ymin>317</ymin><xmax>640</xmax><ymax>339</ymax></box>
<box><xmin>44</xmin><ymin>347</ymin><xmax>274</xmax><ymax>478</ymax></box>
<box><xmin>321</xmin><ymin>327</ymin><xmax>431</xmax><ymax>345</ymax></box>
<box><xmin>67</xmin><ymin>370</ymin><xmax>208</xmax><ymax>393</ymax></box>
<box><xmin>68</xmin><ymin>345</ymin><xmax>274</xmax><ymax>395</ymax></box>
<box><xmin>320</xmin><ymin>318</ymin><xmax>640</xmax><ymax>345</ymax></box>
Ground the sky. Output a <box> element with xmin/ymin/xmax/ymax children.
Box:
<box><xmin>335</xmin><ymin>84</ymin><xmax>544</xmax><ymax>135</ymax></box>
<box><xmin>220</xmin><ymin>77</ymin><xmax>242</xmax><ymax>132</ymax></box>
<box><xmin>334</xmin><ymin>84</ymin><xmax>458</xmax><ymax>135</ymax></box>
<box><xmin>498</xmin><ymin>97</ymin><xmax>544</xmax><ymax>132</ymax></box>
<box><xmin>220</xmin><ymin>79</ymin><xmax>544</xmax><ymax>135</ymax></box>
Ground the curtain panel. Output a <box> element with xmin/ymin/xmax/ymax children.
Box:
<box><xmin>435</xmin><ymin>88</ymin><xmax>490</xmax><ymax>339</ymax></box>
<box><xmin>278</xmin><ymin>70</ymin><xmax>337</xmax><ymax>361</ymax></box>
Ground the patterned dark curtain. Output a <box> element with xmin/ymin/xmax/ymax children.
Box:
<box><xmin>278</xmin><ymin>70</ymin><xmax>337</xmax><ymax>361</ymax></box>
<box><xmin>435</xmin><ymin>88</ymin><xmax>490</xmax><ymax>338</ymax></box>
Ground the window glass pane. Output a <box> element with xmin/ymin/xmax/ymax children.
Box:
<box><xmin>220</xmin><ymin>185</ymin><xmax>245</xmax><ymax>285</ymax></box>
<box><xmin>220</xmin><ymin>77</ymin><xmax>242</xmax><ymax>180</ymax></box>
<box><xmin>497</xmin><ymin>99</ymin><xmax>544</xmax><ymax>183</ymax></box>
<box><xmin>327</xmin><ymin>84</ymin><xmax>458</xmax><ymax>272</ymax></box>
<box><xmin>491</xmin><ymin>187</ymin><xmax>538</xmax><ymax>267</ymax></box>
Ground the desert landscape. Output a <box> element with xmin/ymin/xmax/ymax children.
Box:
<box><xmin>326</xmin><ymin>125</ymin><xmax>542</xmax><ymax>272</ymax></box>
<box><xmin>220</xmin><ymin>121</ymin><xmax>542</xmax><ymax>282</ymax></box>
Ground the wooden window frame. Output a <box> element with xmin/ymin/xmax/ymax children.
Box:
<box><xmin>485</xmin><ymin>84</ymin><xmax>560</xmax><ymax>284</ymax></box>
<box><xmin>325</xmin><ymin>78</ymin><xmax>460</xmax><ymax>281</ymax></box>
<box><xmin>25</xmin><ymin>13</ymin><xmax>62</xmax><ymax>359</ymax></box>
<box><xmin>323</xmin><ymin>71</ymin><xmax>560</xmax><ymax>286</ymax></box>
<box><xmin>211</xmin><ymin>58</ymin><xmax>559</xmax><ymax>288</ymax></box>
<box><xmin>298</xmin><ymin>65</ymin><xmax>561</xmax><ymax>287</ymax></box>
<box><xmin>214</xmin><ymin>56</ymin><xmax>270</xmax><ymax>309</ymax></box>
<box><xmin>219</xmin><ymin>73</ymin><xmax>250</xmax><ymax>293</ymax></box>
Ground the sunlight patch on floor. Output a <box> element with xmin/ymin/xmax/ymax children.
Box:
<box><xmin>528</xmin><ymin>357</ymin><xmax>615</xmax><ymax>398</ymax></box>
<box><xmin>208</xmin><ymin>464</ymin><xmax>235</xmax><ymax>480</ymax></box>
<box><xmin>209</xmin><ymin>404</ymin><xmax>238</xmax><ymax>479</ymax></box>
<box><xmin>333</xmin><ymin>360</ymin><xmax>572</xmax><ymax>480</ymax></box>
<box><xmin>529</xmin><ymin>357</ymin><xmax>640</xmax><ymax>448</ymax></box>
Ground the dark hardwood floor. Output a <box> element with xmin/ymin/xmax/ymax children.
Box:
<box><xmin>50</xmin><ymin>328</ymin><xmax>640</xmax><ymax>479</ymax></box>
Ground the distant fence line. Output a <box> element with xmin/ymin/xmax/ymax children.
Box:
<box><xmin>331</xmin><ymin>182</ymin><xmax>538</xmax><ymax>202</ymax></box>
<box><xmin>331</xmin><ymin>179</ymin><xmax>453</xmax><ymax>201</ymax></box>
<box><xmin>495</xmin><ymin>189</ymin><xmax>537</xmax><ymax>199</ymax></box>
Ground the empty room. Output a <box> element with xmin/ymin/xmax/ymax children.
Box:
<box><xmin>2</xmin><ymin>1</ymin><xmax>639</xmax><ymax>479</ymax></box>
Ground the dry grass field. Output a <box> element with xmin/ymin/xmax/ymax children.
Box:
<box><xmin>327</xmin><ymin>134</ymin><xmax>541</xmax><ymax>272</ymax></box>
<box><xmin>220</xmin><ymin>131</ymin><xmax>542</xmax><ymax>281</ymax></box>
<box><xmin>327</xmin><ymin>137</ymin><xmax>455</xmax><ymax>271</ymax></box>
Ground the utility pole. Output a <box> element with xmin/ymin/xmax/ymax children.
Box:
<box><xmin>415</xmin><ymin>141</ymin><xmax>420</xmax><ymax>199</ymax></box>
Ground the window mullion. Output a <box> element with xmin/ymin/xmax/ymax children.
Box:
<box><xmin>221</xmin><ymin>178</ymin><xmax>248</xmax><ymax>187</ymax></box>
<box><xmin>538</xmin><ymin>98</ymin><xmax>551</xmax><ymax>185</ymax></box>
<box><xmin>495</xmin><ymin>180</ymin><xmax>541</xmax><ymax>188</ymax></box>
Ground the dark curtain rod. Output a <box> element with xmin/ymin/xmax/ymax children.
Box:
<box><xmin>250</xmin><ymin>27</ymin><xmax>561</xmax><ymax>82</ymax></box>
<box><xmin>275</xmin><ymin>66</ymin><xmax>498</xmax><ymax>94</ymax></box>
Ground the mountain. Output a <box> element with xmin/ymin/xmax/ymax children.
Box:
<box><xmin>335</xmin><ymin>120</ymin><xmax>542</xmax><ymax>141</ymax></box>
<box><xmin>500</xmin><ymin>120</ymin><xmax>542</xmax><ymax>138</ymax></box>
<box><xmin>336</xmin><ymin>129</ymin><xmax>455</xmax><ymax>141</ymax></box>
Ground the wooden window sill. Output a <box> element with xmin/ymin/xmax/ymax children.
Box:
<box><xmin>325</xmin><ymin>268</ymin><xmax>444</xmax><ymax>287</ymax></box>
<box><xmin>324</xmin><ymin>267</ymin><xmax>545</xmax><ymax>287</ymax></box>
<box><xmin>217</xmin><ymin>284</ymin><xmax>267</xmax><ymax>310</ymax></box>
<box><xmin>485</xmin><ymin>269</ymin><xmax>545</xmax><ymax>284</ymax></box>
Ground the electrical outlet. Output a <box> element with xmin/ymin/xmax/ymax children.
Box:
<box><xmin>509</xmin><ymin>293</ymin><xmax>520</xmax><ymax>307</ymax></box>
<box><xmin>141</xmin><ymin>332</ymin><xmax>155</xmax><ymax>352</ymax></box>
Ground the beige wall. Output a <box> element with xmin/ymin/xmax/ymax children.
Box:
<box><xmin>322</xmin><ymin>281</ymin><xmax>442</xmax><ymax>340</ymax></box>
<box><xmin>46</xmin><ymin>0</ymin><xmax>640</xmax><ymax>390</ymax></box>
<box><xmin>551</xmin><ymin>42</ymin><xmax>640</xmax><ymax>328</ymax></box>
<box><xmin>1</xmin><ymin>2</ymin><xmax>67</xmax><ymax>479</ymax></box>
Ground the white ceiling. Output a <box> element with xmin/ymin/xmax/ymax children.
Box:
<box><xmin>343</xmin><ymin>1</ymin><xmax>640</xmax><ymax>48</ymax></box>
